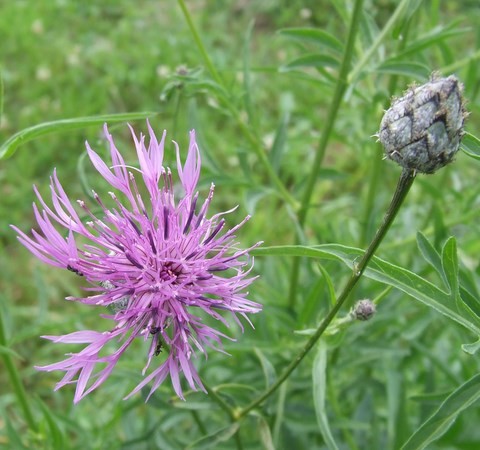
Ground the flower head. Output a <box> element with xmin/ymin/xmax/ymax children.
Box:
<box><xmin>12</xmin><ymin>122</ymin><xmax>262</xmax><ymax>403</ymax></box>
<box><xmin>379</xmin><ymin>74</ymin><xmax>467</xmax><ymax>174</ymax></box>
<box><xmin>351</xmin><ymin>299</ymin><xmax>376</xmax><ymax>321</ymax></box>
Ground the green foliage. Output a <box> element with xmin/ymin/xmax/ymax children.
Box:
<box><xmin>0</xmin><ymin>112</ymin><xmax>157</xmax><ymax>159</ymax></box>
<box><xmin>1</xmin><ymin>1</ymin><xmax>480</xmax><ymax>449</ymax></box>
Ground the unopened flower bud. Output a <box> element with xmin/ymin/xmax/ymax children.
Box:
<box><xmin>379</xmin><ymin>74</ymin><xmax>467</xmax><ymax>174</ymax></box>
<box><xmin>352</xmin><ymin>299</ymin><xmax>376</xmax><ymax>321</ymax></box>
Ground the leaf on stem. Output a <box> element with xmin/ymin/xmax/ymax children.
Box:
<box><xmin>461</xmin><ymin>132</ymin><xmax>480</xmax><ymax>160</ymax></box>
<box><xmin>416</xmin><ymin>232</ymin><xmax>448</xmax><ymax>289</ymax></box>
<box><xmin>440</xmin><ymin>236</ymin><xmax>459</xmax><ymax>300</ymax></box>
<box><xmin>278</xmin><ymin>28</ymin><xmax>344</xmax><ymax>54</ymax></box>
<box><xmin>401</xmin><ymin>373</ymin><xmax>480</xmax><ymax>450</ymax></box>
<box><xmin>280</xmin><ymin>53</ymin><xmax>340</xmax><ymax>72</ymax></box>
<box><xmin>186</xmin><ymin>423</ymin><xmax>240</xmax><ymax>450</ymax></box>
<box><xmin>253</xmin><ymin>244</ymin><xmax>480</xmax><ymax>337</ymax></box>
<box><xmin>373</xmin><ymin>60</ymin><xmax>430</xmax><ymax>80</ymax></box>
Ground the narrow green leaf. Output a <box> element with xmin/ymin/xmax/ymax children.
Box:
<box><xmin>244</xmin><ymin>188</ymin><xmax>269</xmax><ymax>216</ymax></box>
<box><xmin>179</xmin><ymin>79</ymin><xmax>229</xmax><ymax>100</ymax></box>
<box><xmin>392</xmin><ymin>0</ymin><xmax>423</xmax><ymax>38</ymax></box>
<box><xmin>257</xmin><ymin>416</ymin><xmax>276</xmax><ymax>450</ymax></box>
<box><xmin>386</xmin><ymin>362</ymin><xmax>408</xmax><ymax>449</ymax></box>
<box><xmin>281</xmin><ymin>53</ymin><xmax>340</xmax><ymax>71</ymax></box>
<box><xmin>278</xmin><ymin>28</ymin><xmax>344</xmax><ymax>54</ymax></box>
<box><xmin>416</xmin><ymin>232</ymin><xmax>448</xmax><ymax>288</ymax></box>
<box><xmin>461</xmin><ymin>132</ymin><xmax>480</xmax><ymax>160</ymax></box>
<box><xmin>348</xmin><ymin>0</ymin><xmax>411</xmax><ymax>83</ymax></box>
<box><xmin>252</xmin><ymin>244</ymin><xmax>480</xmax><ymax>336</ymax></box>
<box><xmin>254</xmin><ymin>347</ymin><xmax>277</xmax><ymax>388</ymax></box>
<box><xmin>0</xmin><ymin>112</ymin><xmax>157</xmax><ymax>160</ymax></box>
<box><xmin>460</xmin><ymin>286</ymin><xmax>480</xmax><ymax>321</ymax></box>
<box><xmin>374</xmin><ymin>60</ymin><xmax>430</xmax><ymax>80</ymax></box>
<box><xmin>441</xmin><ymin>237</ymin><xmax>459</xmax><ymax>298</ymax></box>
<box><xmin>273</xmin><ymin>382</ymin><xmax>288</xmax><ymax>446</ymax></box>
<box><xmin>0</xmin><ymin>344</ymin><xmax>23</xmax><ymax>360</ymax></box>
<box><xmin>297</xmin><ymin>275</ymin><xmax>327</xmax><ymax>327</ymax></box>
<box><xmin>269</xmin><ymin>113</ymin><xmax>289</xmax><ymax>172</ymax></box>
<box><xmin>401</xmin><ymin>373</ymin><xmax>480</xmax><ymax>450</ymax></box>
<box><xmin>396</xmin><ymin>23</ymin><xmax>470</xmax><ymax>60</ymax></box>
<box><xmin>313</xmin><ymin>340</ymin><xmax>339</xmax><ymax>450</ymax></box>
<box><xmin>0</xmin><ymin>71</ymin><xmax>4</xmax><ymax>123</ymax></box>
<box><xmin>5</xmin><ymin>416</ymin><xmax>28</xmax><ymax>449</ymax></box>
<box><xmin>318</xmin><ymin>264</ymin><xmax>337</xmax><ymax>307</ymax></box>
<box><xmin>36</xmin><ymin>397</ymin><xmax>65</xmax><ymax>450</ymax></box>
<box><xmin>461</xmin><ymin>338</ymin><xmax>480</xmax><ymax>355</ymax></box>
<box><xmin>187</xmin><ymin>423</ymin><xmax>240</xmax><ymax>450</ymax></box>
<box><xmin>243</xmin><ymin>19</ymin><xmax>256</xmax><ymax>126</ymax></box>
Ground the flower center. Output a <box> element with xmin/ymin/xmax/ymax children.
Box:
<box><xmin>159</xmin><ymin>261</ymin><xmax>180</xmax><ymax>282</ymax></box>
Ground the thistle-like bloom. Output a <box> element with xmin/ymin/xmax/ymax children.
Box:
<box><xmin>12</xmin><ymin>122</ymin><xmax>262</xmax><ymax>403</ymax></box>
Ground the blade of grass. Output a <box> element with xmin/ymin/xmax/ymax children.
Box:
<box><xmin>313</xmin><ymin>340</ymin><xmax>339</xmax><ymax>450</ymax></box>
<box><xmin>0</xmin><ymin>301</ymin><xmax>38</xmax><ymax>433</ymax></box>
<box><xmin>0</xmin><ymin>112</ymin><xmax>158</xmax><ymax>159</ymax></box>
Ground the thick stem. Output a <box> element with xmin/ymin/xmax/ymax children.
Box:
<box><xmin>238</xmin><ymin>169</ymin><xmax>416</xmax><ymax>418</ymax></box>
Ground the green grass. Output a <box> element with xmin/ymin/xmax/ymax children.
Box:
<box><xmin>1</xmin><ymin>1</ymin><xmax>480</xmax><ymax>449</ymax></box>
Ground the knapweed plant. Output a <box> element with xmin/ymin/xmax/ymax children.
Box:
<box><xmin>2</xmin><ymin>1</ymin><xmax>480</xmax><ymax>449</ymax></box>
<box><xmin>11</xmin><ymin>124</ymin><xmax>262</xmax><ymax>403</ymax></box>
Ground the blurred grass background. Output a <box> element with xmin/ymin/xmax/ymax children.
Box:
<box><xmin>1</xmin><ymin>1</ymin><xmax>480</xmax><ymax>449</ymax></box>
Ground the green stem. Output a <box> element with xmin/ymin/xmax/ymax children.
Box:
<box><xmin>191</xmin><ymin>410</ymin><xmax>207</xmax><ymax>435</ymax></box>
<box><xmin>0</xmin><ymin>70</ymin><xmax>4</xmax><ymax>123</ymax></box>
<box><xmin>172</xmin><ymin>88</ymin><xmax>183</xmax><ymax>139</ymax></box>
<box><xmin>203</xmin><ymin>380</ymin><xmax>236</xmax><ymax>421</ymax></box>
<box><xmin>203</xmin><ymin>380</ymin><xmax>243</xmax><ymax>449</ymax></box>
<box><xmin>238</xmin><ymin>169</ymin><xmax>416</xmax><ymax>418</ymax></box>
<box><xmin>176</xmin><ymin>0</ymin><xmax>297</xmax><ymax>209</ymax></box>
<box><xmin>176</xmin><ymin>0</ymin><xmax>224</xmax><ymax>87</ymax></box>
<box><xmin>348</xmin><ymin>0</ymin><xmax>410</xmax><ymax>84</ymax></box>
<box><xmin>0</xmin><ymin>307</ymin><xmax>38</xmax><ymax>432</ymax></box>
<box><xmin>288</xmin><ymin>0</ymin><xmax>365</xmax><ymax>308</ymax></box>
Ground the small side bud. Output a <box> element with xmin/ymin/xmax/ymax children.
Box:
<box><xmin>379</xmin><ymin>74</ymin><xmax>467</xmax><ymax>174</ymax></box>
<box><xmin>351</xmin><ymin>299</ymin><xmax>376</xmax><ymax>321</ymax></box>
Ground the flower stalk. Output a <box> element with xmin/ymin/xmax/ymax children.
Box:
<box><xmin>237</xmin><ymin>168</ymin><xmax>416</xmax><ymax>418</ymax></box>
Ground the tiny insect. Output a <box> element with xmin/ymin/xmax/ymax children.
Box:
<box><xmin>67</xmin><ymin>265</ymin><xmax>83</xmax><ymax>276</ymax></box>
<box><xmin>154</xmin><ymin>340</ymin><xmax>163</xmax><ymax>356</ymax></box>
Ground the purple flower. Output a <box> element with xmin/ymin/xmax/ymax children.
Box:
<box><xmin>12</xmin><ymin>122</ymin><xmax>262</xmax><ymax>403</ymax></box>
